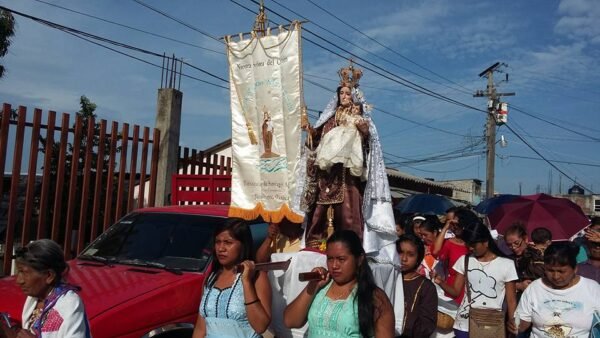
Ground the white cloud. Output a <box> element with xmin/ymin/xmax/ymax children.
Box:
<box><xmin>354</xmin><ymin>1</ymin><xmax>519</xmax><ymax>60</ymax></box>
<box><xmin>556</xmin><ymin>0</ymin><xmax>600</xmax><ymax>44</ymax></box>
<box><xmin>511</xmin><ymin>42</ymin><xmax>598</xmax><ymax>83</ymax></box>
<box><xmin>364</xmin><ymin>2</ymin><xmax>448</xmax><ymax>41</ymax></box>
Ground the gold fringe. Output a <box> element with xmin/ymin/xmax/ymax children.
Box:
<box><xmin>228</xmin><ymin>203</ymin><xmax>304</xmax><ymax>224</ymax></box>
<box><xmin>246</xmin><ymin>122</ymin><xmax>258</xmax><ymax>145</ymax></box>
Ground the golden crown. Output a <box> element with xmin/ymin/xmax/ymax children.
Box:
<box><xmin>338</xmin><ymin>61</ymin><xmax>362</xmax><ymax>88</ymax></box>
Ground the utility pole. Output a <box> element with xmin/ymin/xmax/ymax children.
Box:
<box><xmin>474</xmin><ymin>62</ymin><xmax>515</xmax><ymax>198</ymax></box>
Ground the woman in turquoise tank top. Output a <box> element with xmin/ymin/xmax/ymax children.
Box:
<box><xmin>284</xmin><ymin>230</ymin><xmax>395</xmax><ymax>337</ymax></box>
<box><xmin>192</xmin><ymin>218</ymin><xmax>272</xmax><ymax>338</ymax></box>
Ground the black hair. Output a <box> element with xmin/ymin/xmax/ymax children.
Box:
<box><xmin>393</xmin><ymin>209</ymin><xmax>404</xmax><ymax>227</ymax></box>
<box><xmin>14</xmin><ymin>239</ymin><xmax>68</xmax><ymax>285</ymax></box>
<box><xmin>396</xmin><ymin>234</ymin><xmax>425</xmax><ymax>270</ymax></box>
<box><xmin>327</xmin><ymin>230</ymin><xmax>377</xmax><ymax>338</ymax></box>
<box><xmin>544</xmin><ymin>241</ymin><xmax>579</xmax><ymax>268</ymax></box>
<box><xmin>462</xmin><ymin>221</ymin><xmax>507</xmax><ymax>258</ymax></box>
<box><xmin>418</xmin><ymin>215</ymin><xmax>442</xmax><ymax>234</ymax></box>
<box><xmin>402</xmin><ymin>213</ymin><xmax>417</xmax><ymax>236</ymax></box>
<box><xmin>208</xmin><ymin>218</ymin><xmax>254</xmax><ymax>286</ymax></box>
<box><xmin>445</xmin><ymin>206</ymin><xmax>459</xmax><ymax>214</ymax></box>
<box><xmin>453</xmin><ymin>207</ymin><xmax>480</xmax><ymax>236</ymax></box>
<box><xmin>531</xmin><ymin>227</ymin><xmax>552</xmax><ymax>244</ymax></box>
<box><xmin>505</xmin><ymin>223</ymin><xmax>527</xmax><ymax>238</ymax></box>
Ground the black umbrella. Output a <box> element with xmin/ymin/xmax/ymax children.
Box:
<box><xmin>474</xmin><ymin>194</ymin><xmax>518</xmax><ymax>214</ymax></box>
<box><xmin>394</xmin><ymin>193</ymin><xmax>455</xmax><ymax>215</ymax></box>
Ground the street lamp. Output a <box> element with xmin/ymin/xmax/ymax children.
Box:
<box><xmin>498</xmin><ymin>135</ymin><xmax>508</xmax><ymax>148</ymax></box>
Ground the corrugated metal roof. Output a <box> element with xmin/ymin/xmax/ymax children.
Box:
<box><xmin>386</xmin><ymin>168</ymin><xmax>450</xmax><ymax>188</ymax></box>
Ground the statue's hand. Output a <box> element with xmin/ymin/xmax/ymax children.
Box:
<box><xmin>355</xmin><ymin>119</ymin><xmax>369</xmax><ymax>137</ymax></box>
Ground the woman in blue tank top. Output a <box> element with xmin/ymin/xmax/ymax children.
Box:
<box><xmin>192</xmin><ymin>218</ymin><xmax>271</xmax><ymax>338</ymax></box>
<box><xmin>284</xmin><ymin>230</ymin><xmax>395</xmax><ymax>337</ymax></box>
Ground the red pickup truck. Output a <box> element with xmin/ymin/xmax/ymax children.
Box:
<box><xmin>0</xmin><ymin>205</ymin><xmax>267</xmax><ymax>338</ymax></box>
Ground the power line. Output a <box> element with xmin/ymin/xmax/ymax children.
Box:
<box><xmin>386</xmin><ymin>153</ymin><xmax>483</xmax><ymax>166</ymax></box>
<box><xmin>305</xmin><ymin>73</ymin><xmax>411</xmax><ymax>94</ymax></box>
<box><xmin>4</xmin><ymin>5</ymin><xmax>229</xmax><ymax>83</ymax></box>
<box><xmin>501</xmin><ymin>155</ymin><xmax>600</xmax><ymax>168</ymax></box>
<box><xmin>1</xmin><ymin>5</ymin><xmax>229</xmax><ymax>90</ymax></box>
<box><xmin>269</xmin><ymin>0</ymin><xmax>472</xmax><ymax>96</ymax></box>
<box><xmin>508</xmin><ymin>119</ymin><xmax>595</xmax><ymax>193</ymax></box>
<box><xmin>509</xmin><ymin>66</ymin><xmax>600</xmax><ymax>96</ymax></box>
<box><xmin>303</xmin><ymin>0</ymin><xmax>474</xmax><ymax>94</ymax></box>
<box><xmin>7</xmin><ymin>3</ymin><xmax>471</xmax><ymax>145</ymax></box>
<box><xmin>399</xmin><ymin>161</ymin><xmax>480</xmax><ymax>174</ymax></box>
<box><xmin>232</xmin><ymin>0</ymin><xmax>487</xmax><ymax>115</ymax></box>
<box><xmin>511</xmin><ymin>102</ymin><xmax>600</xmax><ymax>135</ymax></box>
<box><xmin>130</xmin><ymin>0</ymin><xmax>222</xmax><ymax>44</ymax></box>
<box><xmin>386</xmin><ymin>151</ymin><xmax>485</xmax><ymax>166</ymax></box>
<box><xmin>29</xmin><ymin>0</ymin><xmax>225</xmax><ymax>55</ymax></box>
<box><xmin>375</xmin><ymin>106</ymin><xmax>471</xmax><ymax>137</ymax></box>
<box><xmin>61</xmin><ymin>23</ymin><xmax>229</xmax><ymax>90</ymax></box>
<box><xmin>510</xmin><ymin>105</ymin><xmax>600</xmax><ymax>142</ymax></box>
<box><xmin>303</xmin><ymin>77</ymin><xmax>472</xmax><ymax>137</ymax></box>
<box><xmin>521</xmin><ymin>134</ymin><xmax>598</xmax><ymax>143</ymax></box>
<box><xmin>108</xmin><ymin>0</ymin><xmax>489</xmax><ymax>136</ymax></box>
<box><xmin>513</xmin><ymin>80</ymin><xmax>600</xmax><ymax>105</ymax></box>
<box><xmin>383</xmin><ymin>139</ymin><xmax>486</xmax><ymax>165</ymax></box>
<box><xmin>503</xmin><ymin>122</ymin><xmax>595</xmax><ymax>194</ymax></box>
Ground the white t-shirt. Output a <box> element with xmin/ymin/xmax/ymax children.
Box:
<box><xmin>517</xmin><ymin>276</ymin><xmax>600</xmax><ymax>338</ymax></box>
<box><xmin>452</xmin><ymin>255</ymin><xmax>519</xmax><ymax>331</ymax></box>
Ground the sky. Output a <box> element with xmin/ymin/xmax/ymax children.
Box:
<box><xmin>0</xmin><ymin>0</ymin><xmax>599</xmax><ymax>196</ymax></box>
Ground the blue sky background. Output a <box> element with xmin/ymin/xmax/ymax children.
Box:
<box><xmin>0</xmin><ymin>0</ymin><xmax>598</xmax><ymax>195</ymax></box>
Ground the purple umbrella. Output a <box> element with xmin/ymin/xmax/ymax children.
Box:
<box><xmin>488</xmin><ymin>193</ymin><xmax>590</xmax><ymax>240</ymax></box>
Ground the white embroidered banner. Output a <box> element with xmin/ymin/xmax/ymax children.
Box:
<box><xmin>226</xmin><ymin>24</ymin><xmax>304</xmax><ymax>223</ymax></box>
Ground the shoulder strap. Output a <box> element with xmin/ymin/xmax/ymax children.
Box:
<box><xmin>464</xmin><ymin>254</ymin><xmax>471</xmax><ymax>304</ymax></box>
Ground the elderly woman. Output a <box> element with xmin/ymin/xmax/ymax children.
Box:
<box><xmin>517</xmin><ymin>242</ymin><xmax>600</xmax><ymax>338</ymax></box>
<box><xmin>0</xmin><ymin>239</ymin><xmax>90</xmax><ymax>338</ymax></box>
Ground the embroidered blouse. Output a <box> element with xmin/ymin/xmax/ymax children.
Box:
<box><xmin>21</xmin><ymin>286</ymin><xmax>91</xmax><ymax>338</ymax></box>
<box><xmin>199</xmin><ymin>273</ymin><xmax>260</xmax><ymax>338</ymax></box>
<box><xmin>307</xmin><ymin>282</ymin><xmax>362</xmax><ymax>338</ymax></box>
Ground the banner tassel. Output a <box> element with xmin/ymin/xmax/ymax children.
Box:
<box><xmin>246</xmin><ymin>122</ymin><xmax>258</xmax><ymax>145</ymax></box>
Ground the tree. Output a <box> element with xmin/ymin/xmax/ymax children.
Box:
<box><xmin>38</xmin><ymin>96</ymin><xmax>122</xmax><ymax>244</ymax></box>
<box><xmin>40</xmin><ymin>95</ymin><xmax>118</xmax><ymax>175</ymax></box>
<box><xmin>0</xmin><ymin>9</ymin><xmax>16</xmax><ymax>78</ymax></box>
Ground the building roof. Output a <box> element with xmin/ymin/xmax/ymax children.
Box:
<box><xmin>203</xmin><ymin>139</ymin><xmax>232</xmax><ymax>155</ymax></box>
<box><xmin>386</xmin><ymin>168</ymin><xmax>453</xmax><ymax>197</ymax></box>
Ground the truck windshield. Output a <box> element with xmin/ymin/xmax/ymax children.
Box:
<box><xmin>80</xmin><ymin>212</ymin><xmax>225</xmax><ymax>272</ymax></box>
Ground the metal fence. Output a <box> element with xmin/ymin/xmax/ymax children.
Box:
<box><xmin>173</xmin><ymin>146</ymin><xmax>232</xmax><ymax>205</ymax></box>
<box><xmin>0</xmin><ymin>103</ymin><xmax>160</xmax><ymax>275</ymax></box>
